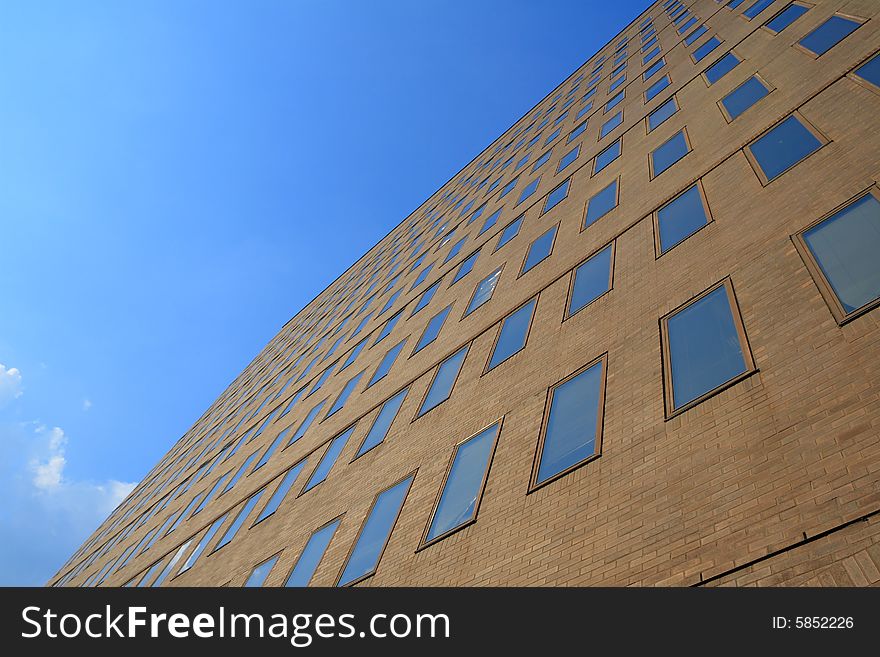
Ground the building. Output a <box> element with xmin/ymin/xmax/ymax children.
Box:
<box><xmin>51</xmin><ymin>0</ymin><xmax>880</xmax><ymax>588</ymax></box>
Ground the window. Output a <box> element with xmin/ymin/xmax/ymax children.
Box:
<box><xmin>288</xmin><ymin>399</ymin><xmax>325</xmax><ymax>446</ymax></box>
<box><xmin>677</xmin><ymin>17</ymin><xmax>697</xmax><ymax>34</ymax></box>
<box><xmin>645</xmin><ymin>74</ymin><xmax>670</xmax><ymax>102</ymax></box>
<box><xmin>451</xmin><ymin>250</ymin><xmax>479</xmax><ymax>285</ymax></box>
<box><xmin>220</xmin><ymin>451</ymin><xmax>260</xmax><ymax>494</ymax></box>
<box><xmin>378</xmin><ymin>289</ymin><xmax>401</xmax><ymax>315</ymax></box>
<box><xmin>600</xmin><ymin>111</ymin><xmax>623</xmax><ymax>139</ymax></box>
<box><xmin>543</xmin><ymin>179</ymin><xmax>570</xmax><ymax>214</ymax></box>
<box><xmin>354</xmin><ymin>388</ymin><xmax>409</xmax><ymax>458</ymax></box>
<box><xmin>557</xmin><ymin>146</ymin><xmax>579</xmax><ymax>172</ymax></box>
<box><xmin>764</xmin><ymin>3</ymin><xmax>808</xmax><ymax>34</ymax></box>
<box><xmin>798</xmin><ymin>15</ymin><xmax>861</xmax><ymax>56</ymax></box>
<box><xmin>413</xmin><ymin>306</ymin><xmax>450</xmax><ymax>354</ymax></box>
<box><xmin>576</xmin><ymin>102</ymin><xmax>593</xmax><ymax>120</ymax></box>
<box><xmin>684</xmin><ymin>25</ymin><xmax>707</xmax><ymax>46</ymax></box>
<box><xmin>336</xmin><ymin>473</ymin><xmax>415</xmax><ymax>586</ymax></box>
<box><xmin>567</xmin><ymin>120</ymin><xmax>588</xmax><ymax>143</ymax></box>
<box><xmin>642</xmin><ymin>45</ymin><xmax>661</xmax><ymax>64</ymax></box>
<box><xmin>487</xmin><ymin>299</ymin><xmax>537</xmax><ymax>371</ymax></box>
<box><xmin>467</xmin><ymin>204</ymin><xmax>485</xmax><ymax>225</ymax></box>
<box><xmin>517</xmin><ymin>177</ymin><xmax>540</xmax><ymax>206</ymax></box>
<box><xmin>693</xmin><ymin>36</ymin><xmax>721</xmax><ymax>62</ymax></box>
<box><xmin>284</xmin><ymin>518</ymin><xmax>341</xmax><ymax>587</ymax></box>
<box><xmin>583</xmin><ymin>179</ymin><xmax>618</xmax><ymax>229</ymax></box>
<box><xmin>650</xmin><ymin>129</ymin><xmax>690</xmax><ymax>178</ymax></box>
<box><xmin>417</xmin><ymin>345</ymin><xmax>469</xmax><ymax>417</ymax></box>
<box><xmin>553</xmin><ymin>110</ymin><xmax>569</xmax><ymax>126</ymax></box>
<box><xmin>522</xmin><ymin>226</ymin><xmax>557</xmax><ymax>274</ymax></box>
<box><xmin>743</xmin><ymin>0</ymin><xmax>774</xmax><ymax>19</ymax></box>
<box><xmin>496</xmin><ymin>216</ymin><xmax>523</xmax><ymax>250</ymax></box>
<box><xmin>655</xmin><ymin>182</ymin><xmax>711</xmax><ymax>254</ymax></box>
<box><xmin>609</xmin><ymin>74</ymin><xmax>626</xmax><ymax>93</ymax></box>
<box><xmin>373</xmin><ymin>310</ymin><xmax>401</xmax><ymax>344</ymax></box>
<box><xmin>421</xmin><ymin>422</ymin><xmax>500</xmax><ymax>547</ymax></box>
<box><xmin>531</xmin><ymin>355</ymin><xmax>607</xmax><ymax>489</ymax></box>
<box><xmin>302</xmin><ymin>425</ymin><xmax>355</xmax><ymax>493</ymax></box>
<box><xmin>514</xmin><ymin>153</ymin><xmax>530</xmax><ymax>171</ymax></box>
<box><xmin>442</xmin><ymin>237</ymin><xmax>466</xmax><ymax>264</ymax></box>
<box><xmin>244</xmin><ymin>555</ymin><xmax>278</xmax><ymax>587</ymax></box>
<box><xmin>213</xmin><ymin>489</ymin><xmax>265</xmax><ymax>552</ymax></box>
<box><xmin>326</xmin><ymin>371</ymin><xmax>363</xmax><ymax>417</ymax></box>
<box><xmin>254</xmin><ymin>462</ymin><xmax>306</xmax><ymax>524</ymax></box>
<box><xmin>643</xmin><ymin>57</ymin><xmax>666</xmax><ymax>81</ymax></box>
<box><xmin>648</xmin><ymin>96</ymin><xmax>678</xmax><ymax>132</ymax></box>
<box><xmin>410</xmin><ymin>264</ymin><xmax>433</xmax><ymax>290</ymax></box>
<box><xmin>499</xmin><ymin>176</ymin><xmax>518</xmax><ymax>199</ymax></box>
<box><xmin>594</xmin><ymin>139</ymin><xmax>621</xmax><ymax>174</ymax></box>
<box><xmin>704</xmin><ymin>52</ymin><xmax>740</xmax><ymax>85</ymax></box>
<box><xmin>642</xmin><ymin>34</ymin><xmax>659</xmax><ymax>50</ymax></box>
<box><xmin>544</xmin><ymin>128</ymin><xmax>562</xmax><ymax>146</ymax></box>
<box><xmin>662</xmin><ymin>280</ymin><xmax>754</xmax><ymax>415</ymax></box>
<box><xmin>478</xmin><ymin>208</ymin><xmax>502</xmax><ymax>236</ymax></box>
<box><xmin>368</xmin><ymin>340</ymin><xmax>405</xmax><ymax>387</ymax></box>
<box><xmin>192</xmin><ymin>473</ymin><xmax>229</xmax><ymax>516</ymax></box>
<box><xmin>605</xmin><ymin>90</ymin><xmax>625</xmax><ymax>112</ymax></box>
<box><xmin>411</xmin><ymin>280</ymin><xmax>439</xmax><ymax>316</ymax></box>
<box><xmin>340</xmin><ymin>339</ymin><xmax>366</xmax><ymax>371</ymax></box>
<box><xmin>746</xmin><ymin>114</ymin><xmax>822</xmax><ymax>182</ymax></box>
<box><xmin>853</xmin><ymin>52</ymin><xmax>880</xmax><ymax>89</ymax></box>
<box><xmin>568</xmin><ymin>244</ymin><xmax>613</xmax><ymax>317</ymax></box>
<box><xmin>307</xmin><ymin>365</ymin><xmax>334</xmax><ymax>397</ymax></box>
<box><xmin>794</xmin><ymin>190</ymin><xmax>880</xmax><ymax>322</ymax></box>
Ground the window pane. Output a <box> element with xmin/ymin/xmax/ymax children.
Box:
<box><xmin>645</xmin><ymin>74</ymin><xmax>670</xmax><ymax>102</ymax></box>
<box><xmin>744</xmin><ymin>0</ymin><xmax>774</xmax><ymax>19</ymax></box>
<box><xmin>466</xmin><ymin>269</ymin><xmax>501</xmax><ymax>315</ymax></box>
<box><xmin>418</xmin><ymin>346</ymin><xmax>468</xmax><ymax>417</ymax></box>
<box><xmin>415</xmin><ymin>306</ymin><xmax>451</xmax><ymax>353</ymax></box>
<box><xmin>567</xmin><ymin>120</ymin><xmax>588</xmax><ymax>142</ymax></box>
<box><xmin>535</xmin><ymin>359</ymin><xmax>604</xmax><ymax>485</ymax></box>
<box><xmin>568</xmin><ymin>244</ymin><xmax>613</xmax><ymax>316</ymax></box>
<box><xmin>605</xmin><ymin>90</ymin><xmax>624</xmax><ymax>112</ymax></box>
<box><xmin>600</xmin><ymin>111</ymin><xmax>622</xmax><ymax>138</ymax></box>
<box><xmin>254</xmin><ymin>462</ymin><xmax>307</xmax><ymax>523</ymax></box>
<box><xmin>765</xmin><ymin>3</ymin><xmax>808</xmax><ymax>33</ymax></box>
<box><xmin>705</xmin><ymin>52</ymin><xmax>740</xmax><ymax>84</ymax></box>
<box><xmin>648</xmin><ymin>97</ymin><xmax>678</xmax><ymax>131</ymax></box>
<box><xmin>500</xmin><ymin>177</ymin><xmax>518</xmax><ymax>198</ymax></box>
<box><xmin>355</xmin><ymin>388</ymin><xmax>408</xmax><ymax>458</ymax></box>
<box><xmin>584</xmin><ymin>180</ymin><xmax>617</xmax><ymax>228</ymax></box>
<box><xmin>326</xmin><ymin>371</ymin><xmax>363</xmax><ymax>417</ymax></box>
<box><xmin>374</xmin><ymin>310</ymin><xmax>401</xmax><ymax>344</ymax></box>
<box><xmin>748</xmin><ymin>115</ymin><xmax>821</xmax><ymax>181</ymax></box>
<box><xmin>478</xmin><ymin>209</ymin><xmax>502</xmax><ymax>236</ymax></box>
<box><xmin>798</xmin><ymin>15</ymin><xmax>860</xmax><ymax>56</ymax></box>
<box><xmin>658</xmin><ymin>184</ymin><xmax>709</xmax><ymax>252</ymax></box>
<box><xmin>667</xmin><ymin>285</ymin><xmax>748</xmax><ymax>410</ymax></box>
<box><xmin>245</xmin><ymin>556</ymin><xmax>278</xmax><ymax>587</ymax></box>
<box><xmin>452</xmin><ymin>251</ymin><xmax>479</xmax><ymax>284</ymax></box>
<box><xmin>595</xmin><ymin>139</ymin><xmax>621</xmax><ymax>173</ymax></box>
<box><xmin>693</xmin><ymin>36</ymin><xmax>721</xmax><ymax>61</ymax></box>
<box><xmin>543</xmin><ymin>179</ymin><xmax>570</xmax><ymax>213</ymax></box>
<box><xmin>684</xmin><ymin>25</ymin><xmax>707</xmax><ymax>46</ymax></box>
<box><xmin>643</xmin><ymin>57</ymin><xmax>666</xmax><ymax>81</ymax></box>
<box><xmin>152</xmin><ymin>539</ymin><xmax>192</xmax><ymax>587</ymax></box>
<box><xmin>854</xmin><ymin>52</ymin><xmax>880</xmax><ymax>88</ymax></box>
<box><xmin>411</xmin><ymin>281</ymin><xmax>439</xmax><ymax>316</ymax></box>
<box><xmin>303</xmin><ymin>425</ymin><xmax>355</xmax><ymax>492</ymax></box>
<box><xmin>426</xmin><ymin>423</ymin><xmax>499</xmax><ymax>542</ymax></box>
<box><xmin>285</xmin><ymin>519</ymin><xmax>341</xmax><ymax>587</ymax></box>
<box><xmin>214</xmin><ymin>490</ymin><xmax>265</xmax><ymax>551</ymax></box>
<box><xmin>609</xmin><ymin>74</ymin><xmax>626</xmax><ymax>92</ymax></box>
<box><xmin>523</xmin><ymin>226</ymin><xmax>557</xmax><ymax>273</ymax></box>
<box><xmin>488</xmin><ymin>299</ymin><xmax>536</xmax><ymax>370</ymax></box>
<box><xmin>337</xmin><ymin>474</ymin><xmax>414</xmax><ymax>586</ymax></box>
<box><xmin>721</xmin><ymin>75</ymin><xmax>770</xmax><ymax>119</ymax></box>
<box><xmin>517</xmin><ymin>177</ymin><xmax>541</xmax><ymax>205</ymax></box>
<box><xmin>802</xmin><ymin>193</ymin><xmax>880</xmax><ymax>314</ymax></box>
<box><xmin>544</xmin><ymin>128</ymin><xmax>561</xmax><ymax>146</ymax></box>
<box><xmin>177</xmin><ymin>515</ymin><xmax>226</xmax><ymax>574</ymax></box>
<box><xmin>651</xmin><ymin>130</ymin><xmax>689</xmax><ymax>176</ymax></box>
<box><xmin>642</xmin><ymin>45</ymin><xmax>661</xmax><ymax>64</ymax></box>
<box><xmin>442</xmin><ymin>237</ymin><xmax>466</xmax><ymax>264</ymax></box>
<box><xmin>341</xmin><ymin>339</ymin><xmax>366</xmax><ymax>371</ymax></box>
<box><xmin>531</xmin><ymin>149</ymin><xmax>552</xmax><ymax>171</ymax></box>
<box><xmin>557</xmin><ymin>146</ymin><xmax>579</xmax><ymax>172</ymax></box>
<box><xmin>496</xmin><ymin>216</ymin><xmax>523</xmax><ymax>250</ymax></box>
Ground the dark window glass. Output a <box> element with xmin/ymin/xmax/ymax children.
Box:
<box><xmin>567</xmin><ymin>120</ymin><xmax>588</xmax><ymax>143</ymax></box>
<box><xmin>543</xmin><ymin>179</ymin><xmax>570</xmax><ymax>213</ymax></box>
<box><xmin>684</xmin><ymin>25</ymin><xmax>707</xmax><ymax>46</ymax></box>
<box><xmin>645</xmin><ymin>74</ymin><xmax>670</xmax><ymax>102</ymax></box>
<box><xmin>764</xmin><ymin>3</ymin><xmax>808</xmax><ymax>33</ymax></box>
<box><xmin>595</xmin><ymin>139</ymin><xmax>621</xmax><ymax>173</ymax></box>
<box><xmin>568</xmin><ymin>244</ymin><xmax>613</xmax><ymax>316</ymax></box>
<box><xmin>657</xmin><ymin>183</ymin><xmax>709</xmax><ymax>253</ymax></box>
<box><xmin>744</xmin><ymin>0</ymin><xmax>774</xmax><ymax>19</ymax></box>
<box><xmin>337</xmin><ymin>474</ymin><xmax>414</xmax><ymax>586</ymax></box>
<box><xmin>417</xmin><ymin>346</ymin><xmax>468</xmax><ymax>417</ymax></box>
<box><xmin>496</xmin><ymin>216</ymin><xmax>523</xmax><ymax>250</ymax></box>
<box><xmin>584</xmin><ymin>180</ymin><xmax>617</xmax><ymax>228</ymax></box>
<box><xmin>355</xmin><ymin>388</ymin><xmax>408</xmax><ymax>458</ymax></box>
<box><xmin>643</xmin><ymin>57</ymin><xmax>666</xmax><ymax>81</ymax></box>
<box><xmin>693</xmin><ymin>36</ymin><xmax>721</xmax><ymax>61</ymax></box>
<box><xmin>425</xmin><ymin>423</ymin><xmax>499</xmax><ymax>543</ymax></box>
<box><xmin>411</xmin><ymin>280</ymin><xmax>439</xmax><ymax>316</ymax></box>
<box><xmin>648</xmin><ymin>97</ymin><xmax>678</xmax><ymax>131</ymax></box>
<box><xmin>705</xmin><ymin>52</ymin><xmax>740</xmax><ymax>84</ymax></box>
<box><xmin>600</xmin><ymin>111</ymin><xmax>623</xmax><ymax>138</ymax></box>
<box><xmin>535</xmin><ymin>358</ymin><xmax>605</xmax><ymax>486</ymax></box>
<box><xmin>799</xmin><ymin>15</ymin><xmax>860</xmax><ymax>56</ymax></box>
<box><xmin>721</xmin><ymin>75</ymin><xmax>770</xmax><ymax>119</ymax></box>
<box><xmin>666</xmin><ymin>284</ymin><xmax>748</xmax><ymax>410</ymax></box>
<box><xmin>652</xmin><ymin>130</ymin><xmax>689</xmax><ymax>177</ymax></box>
<box><xmin>801</xmin><ymin>193</ymin><xmax>880</xmax><ymax>314</ymax></box>
<box><xmin>284</xmin><ymin>519</ymin><xmax>341</xmax><ymax>587</ymax></box>
<box><xmin>523</xmin><ymin>226</ymin><xmax>557</xmax><ymax>273</ymax></box>
<box><xmin>557</xmin><ymin>146</ymin><xmax>580</xmax><ymax>172</ymax></box>
<box><xmin>368</xmin><ymin>340</ymin><xmax>406</xmax><ymax>387</ymax></box>
<box><xmin>303</xmin><ymin>425</ymin><xmax>355</xmax><ymax>492</ymax></box>
<box><xmin>517</xmin><ymin>177</ymin><xmax>541</xmax><ymax>205</ymax></box>
<box><xmin>642</xmin><ymin>45</ymin><xmax>661</xmax><ymax>64</ymax></box>
<box><xmin>854</xmin><ymin>52</ymin><xmax>880</xmax><ymax>88</ymax></box>
<box><xmin>244</xmin><ymin>556</ymin><xmax>278</xmax><ymax>587</ymax></box>
<box><xmin>747</xmin><ymin>115</ymin><xmax>821</xmax><ymax>181</ymax></box>
<box><xmin>415</xmin><ymin>306</ymin><xmax>451</xmax><ymax>353</ymax></box>
<box><xmin>326</xmin><ymin>371</ymin><xmax>363</xmax><ymax>417</ymax></box>
<box><xmin>214</xmin><ymin>489</ymin><xmax>265</xmax><ymax>551</ymax></box>
<box><xmin>488</xmin><ymin>299</ymin><xmax>536</xmax><ymax>370</ymax></box>
<box><xmin>452</xmin><ymin>250</ymin><xmax>479</xmax><ymax>284</ymax></box>
<box><xmin>254</xmin><ymin>462</ymin><xmax>306</xmax><ymax>523</ymax></box>
<box><xmin>605</xmin><ymin>90</ymin><xmax>625</xmax><ymax>112</ymax></box>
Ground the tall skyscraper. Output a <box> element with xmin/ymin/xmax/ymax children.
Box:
<box><xmin>53</xmin><ymin>0</ymin><xmax>880</xmax><ymax>588</ymax></box>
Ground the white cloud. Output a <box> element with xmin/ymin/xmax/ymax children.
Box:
<box><xmin>30</xmin><ymin>426</ymin><xmax>68</xmax><ymax>491</ymax></box>
<box><xmin>82</xmin><ymin>399</ymin><xmax>92</xmax><ymax>411</ymax></box>
<box><xmin>0</xmin><ymin>363</ymin><xmax>23</xmax><ymax>406</ymax></box>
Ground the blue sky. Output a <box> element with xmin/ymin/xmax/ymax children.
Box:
<box><xmin>0</xmin><ymin>0</ymin><xmax>647</xmax><ymax>585</ymax></box>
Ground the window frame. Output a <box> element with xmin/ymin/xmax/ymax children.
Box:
<box><xmin>660</xmin><ymin>278</ymin><xmax>757</xmax><ymax>419</ymax></box>
<box><xmin>563</xmin><ymin>241</ymin><xmax>616</xmax><ymax>321</ymax></box>
<box><xmin>416</xmin><ymin>419</ymin><xmax>504</xmax><ymax>550</ymax></box>
<box><xmin>652</xmin><ymin>179</ymin><xmax>714</xmax><ymax>258</ymax></box>
<box><xmin>701</xmin><ymin>50</ymin><xmax>742</xmax><ymax>87</ymax></box>
<box><xmin>527</xmin><ymin>353</ymin><xmax>608</xmax><ymax>493</ymax></box>
<box><xmin>463</xmin><ymin>266</ymin><xmax>504</xmax><ymax>318</ymax></box>
<box><xmin>761</xmin><ymin>1</ymin><xmax>812</xmax><ymax>36</ymax></box>
<box><xmin>592</xmin><ymin>137</ymin><xmax>622</xmax><ymax>176</ymax></box>
<box><xmin>350</xmin><ymin>386</ymin><xmax>410</xmax><ymax>462</ymax></box>
<box><xmin>791</xmin><ymin>186</ymin><xmax>880</xmax><ymax>325</ymax></box>
<box><xmin>793</xmin><ymin>12</ymin><xmax>865</xmax><ymax>59</ymax></box>
<box><xmin>413</xmin><ymin>343</ymin><xmax>471</xmax><ymax>420</ymax></box>
<box><xmin>582</xmin><ymin>176</ymin><xmax>620</xmax><ymax>231</ymax></box>
<box><xmin>717</xmin><ymin>73</ymin><xmax>774</xmax><ymax>123</ymax></box>
<box><xmin>847</xmin><ymin>49</ymin><xmax>880</xmax><ymax>96</ymax></box>
<box><xmin>648</xmin><ymin>127</ymin><xmax>692</xmax><ymax>179</ymax></box>
<box><xmin>646</xmin><ymin>94</ymin><xmax>679</xmax><ymax>133</ymax></box>
<box><xmin>482</xmin><ymin>296</ymin><xmax>539</xmax><ymax>374</ymax></box>
<box><xmin>743</xmin><ymin>111</ymin><xmax>827</xmax><ymax>185</ymax></box>
<box><xmin>282</xmin><ymin>514</ymin><xmax>344</xmax><ymax>587</ymax></box>
<box><xmin>518</xmin><ymin>224</ymin><xmax>559</xmax><ymax>277</ymax></box>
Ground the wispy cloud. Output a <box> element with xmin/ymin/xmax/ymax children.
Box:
<box><xmin>0</xmin><ymin>363</ymin><xmax>23</xmax><ymax>406</ymax></box>
<box><xmin>82</xmin><ymin>399</ymin><xmax>92</xmax><ymax>411</ymax></box>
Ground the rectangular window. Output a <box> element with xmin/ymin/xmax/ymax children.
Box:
<box><xmin>645</xmin><ymin>74</ymin><xmax>670</xmax><ymax>102</ymax></box>
<box><xmin>642</xmin><ymin>45</ymin><xmax>661</xmax><ymax>64</ymax></box>
<box><xmin>583</xmin><ymin>179</ymin><xmax>618</xmax><ymax>228</ymax></box>
<box><xmin>594</xmin><ymin>138</ymin><xmax>621</xmax><ymax>174</ymax></box>
<box><xmin>213</xmin><ymin>489</ymin><xmax>266</xmax><ymax>552</ymax></box>
<box><xmin>655</xmin><ymin>182</ymin><xmax>712</xmax><ymax>255</ymax></box>
<box><xmin>543</xmin><ymin>179</ymin><xmax>570</xmax><ymax>214</ymax></box>
<box><xmin>720</xmin><ymin>75</ymin><xmax>770</xmax><ymax>120</ymax></box>
<box><xmin>677</xmin><ymin>16</ymin><xmax>697</xmax><ymax>34</ymax></box>
<box><xmin>516</xmin><ymin>177</ymin><xmax>541</xmax><ymax>205</ymax></box>
<box><xmin>417</xmin><ymin>345</ymin><xmax>469</xmax><ymax>417</ymax></box>
<box><xmin>794</xmin><ymin>190</ymin><xmax>880</xmax><ymax>323</ymax></box>
<box><xmin>288</xmin><ymin>399</ymin><xmax>326</xmax><ymax>446</ymax></box>
<box><xmin>340</xmin><ymin>339</ymin><xmax>366</xmax><ymax>371</ymax></box>
<box><xmin>478</xmin><ymin>208</ymin><xmax>502</xmax><ymax>236</ymax></box>
<box><xmin>650</xmin><ymin>129</ymin><xmax>690</xmax><ymax>178</ymax></box>
<box><xmin>746</xmin><ymin>114</ymin><xmax>823</xmax><ymax>183</ymax></box>
<box><xmin>567</xmin><ymin>244</ymin><xmax>613</xmax><ymax>317</ymax></box>
<box><xmin>567</xmin><ymin>120</ymin><xmax>588</xmax><ymax>143</ymax></box>
<box><xmin>487</xmin><ymin>298</ymin><xmax>537</xmax><ymax>371</ymax></box>
<box><xmin>693</xmin><ymin>36</ymin><xmax>721</xmax><ymax>62</ymax></box>
<box><xmin>302</xmin><ymin>425</ymin><xmax>355</xmax><ymax>493</ymax></box>
<box><xmin>557</xmin><ymin>145</ymin><xmax>579</xmax><ymax>172</ymax></box>
<box><xmin>354</xmin><ymin>388</ymin><xmax>409</xmax><ymax>458</ymax></box>
<box><xmin>451</xmin><ymin>250</ymin><xmax>480</xmax><ymax>285</ymax></box>
<box><xmin>600</xmin><ymin>111</ymin><xmax>623</xmax><ymax>139</ymax></box>
<box><xmin>684</xmin><ymin>24</ymin><xmax>707</xmax><ymax>46</ymax></box>
<box><xmin>576</xmin><ymin>101</ymin><xmax>593</xmax><ymax>120</ymax></box>
<box><xmin>499</xmin><ymin>176</ymin><xmax>518</xmax><ymax>199</ymax></box>
<box><xmin>798</xmin><ymin>15</ymin><xmax>861</xmax><ymax>56</ymax></box>
<box><xmin>605</xmin><ymin>90</ymin><xmax>625</xmax><ymax>112</ymax></box>
<box><xmin>522</xmin><ymin>226</ymin><xmax>557</xmax><ymax>274</ymax></box>
<box><xmin>543</xmin><ymin>128</ymin><xmax>562</xmax><ymax>146</ymax></box>
<box><xmin>411</xmin><ymin>280</ymin><xmax>440</xmax><ymax>316</ymax></box>
<box><xmin>662</xmin><ymin>280</ymin><xmax>754</xmax><ymax>416</ymax></box>
<box><xmin>643</xmin><ymin>57</ymin><xmax>666</xmax><ymax>81</ymax></box>
<box><xmin>704</xmin><ymin>52</ymin><xmax>740</xmax><ymax>85</ymax></box>
<box><xmin>336</xmin><ymin>473</ymin><xmax>414</xmax><ymax>586</ymax></box>
<box><xmin>465</xmin><ymin>268</ymin><xmax>501</xmax><ymax>315</ymax></box>
<box><xmin>245</xmin><ymin>555</ymin><xmax>279</xmax><ymax>587</ymax></box>
<box><xmin>373</xmin><ymin>310</ymin><xmax>402</xmax><ymax>345</ymax></box>
<box><xmin>532</xmin><ymin>355</ymin><xmax>607</xmax><ymax>489</ymax></box>
<box><xmin>414</xmin><ymin>306</ymin><xmax>451</xmax><ymax>354</ymax></box>
<box><xmin>368</xmin><ymin>340</ymin><xmax>405</xmax><ymax>387</ymax></box>
<box><xmin>744</xmin><ymin>0</ymin><xmax>774</xmax><ymax>19</ymax></box>
<box><xmin>609</xmin><ymin>74</ymin><xmax>626</xmax><ymax>93</ymax></box>
<box><xmin>284</xmin><ymin>518</ymin><xmax>342</xmax><ymax>587</ymax></box>
<box><xmin>853</xmin><ymin>52</ymin><xmax>880</xmax><ymax>89</ymax></box>
<box><xmin>421</xmin><ymin>422</ymin><xmax>501</xmax><ymax>547</ymax></box>
<box><xmin>647</xmin><ymin>96</ymin><xmax>678</xmax><ymax>132</ymax></box>
<box><xmin>495</xmin><ymin>216</ymin><xmax>523</xmax><ymax>251</ymax></box>
<box><xmin>326</xmin><ymin>371</ymin><xmax>363</xmax><ymax>417</ymax></box>
<box><xmin>253</xmin><ymin>462</ymin><xmax>306</xmax><ymax>525</ymax></box>
<box><xmin>764</xmin><ymin>3</ymin><xmax>808</xmax><ymax>34</ymax></box>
